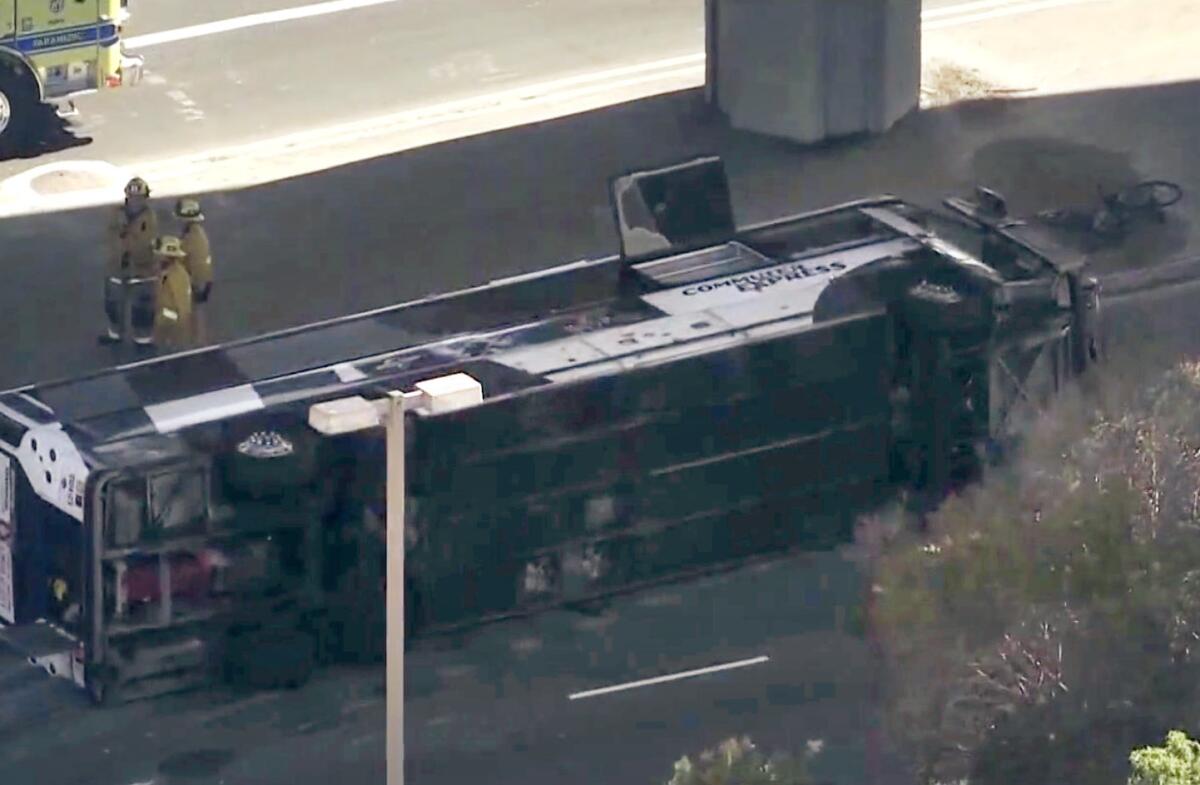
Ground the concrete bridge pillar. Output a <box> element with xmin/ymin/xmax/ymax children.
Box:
<box><xmin>706</xmin><ymin>0</ymin><xmax>921</xmax><ymax>144</ymax></box>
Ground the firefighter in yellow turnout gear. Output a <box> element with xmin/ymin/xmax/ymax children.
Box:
<box><xmin>102</xmin><ymin>177</ymin><xmax>159</xmax><ymax>346</ymax></box>
<box><xmin>152</xmin><ymin>237</ymin><xmax>196</xmax><ymax>351</ymax></box>
<box><xmin>175</xmin><ymin>199</ymin><xmax>213</xmax><ymax>302</ymax></box>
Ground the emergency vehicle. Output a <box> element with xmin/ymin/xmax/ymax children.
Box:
<box><xmin>0</xmin><ymin>157</ymin><xmax>1098</xmax><ymax>703</ymax></box>
<box><xmin>0</xmin><ymin>0</ymin><xmax>143</xmax><ymax>150</ymax></box>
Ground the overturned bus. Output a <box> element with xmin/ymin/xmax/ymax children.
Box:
<box><xmin>0</xmin><ymin>157</ymin><xmax>1098</xmax><ymax>703</ymax></box>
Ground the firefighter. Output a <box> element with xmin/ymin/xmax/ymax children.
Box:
<box><xmin>101</xmin><ymin>177</ymin><xmax>159</xmax><ymax>345</ymax></box>
<box><xmin>175</xmin><ymin>198</ymin><xmax>213</xmax><ymax>302</ymax></box>
<box><xmin>152</xmin><ymin>236</ymin><xmax>196</xmax><ymax>350</ymax></box>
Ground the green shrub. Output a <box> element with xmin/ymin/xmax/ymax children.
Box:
<box><xmin>1129</xmin><ymin>731</ymin><xmax>1200</xmax><ymax>785</ymax></box>
<box><xmin>864</xmin><ymin>358</ymin><xmax>1200</xmax><ymax>784</ymax></box>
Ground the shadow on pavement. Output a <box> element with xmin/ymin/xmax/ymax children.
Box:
<box><xmin>0</xmin><ymin>104</ymin><xmax>93</xmax><ymax>163</ymax></box>
<box><xmin>0</xmin><ymin>78</ymin><xmax>1198</xmax><ymax>392</ymax></box>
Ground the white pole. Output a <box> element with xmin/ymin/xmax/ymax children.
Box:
<box><xmin>385</xmin><ymin>390</ymin><xmax>405</xmax><ymax>785</ymax></box>
<box><xmin>704</xmin><ymin>0</ymin><xmax>718</xmax><ymax>106</ymax></box>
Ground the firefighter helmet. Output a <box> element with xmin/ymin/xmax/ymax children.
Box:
<box><xmin>153</xmin><ymin>236</ymin><xmax>187</xmax><ymax>259</ymax></box>
<box><xmin>175</xmin><ymin>198</ymin><xmax>204</xmax><ymax>221</ymax></box>
<box><xmin>124</xmin><ymin>177</ymin><xmax>151</xmax><ymax>198</ymax></box>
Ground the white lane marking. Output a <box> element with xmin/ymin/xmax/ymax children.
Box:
<box><xmin>124</xmin><ymin>0</ymin><xmax>404</xmax><ymax>49</ymax></box>
<box><xmin>924</xmin><ymin>0</ymin><xmax>1062</xmax><ymax>18</ymax></box>
<box><xmin>924</xmin><ymin>0</ymin><xmax>1105</xmax><ymax>29</ymax></box>
<box><xmin>123</xmin><ymin>0</ymin><xmax>1078</xmax><ymax>53</ymax></box>
<box><xmin>165</xmin><ymin>88</ymin><xmax>206</xmax><ymax>123</ymax></box>
<box><xmin>132</xmin><ymin>56</ymin><xmax>704</xmax><ymax>176</ymax></box>
<box><xmin>567</xmin><ymin>655</ymin><xmax>770</xmax><ymax>701</ymax></box>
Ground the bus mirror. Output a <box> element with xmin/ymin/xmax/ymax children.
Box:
<box><xmin>610</xmin><ymin>155</ymin><xmax>736</xmax><ymax>262</ymax></box>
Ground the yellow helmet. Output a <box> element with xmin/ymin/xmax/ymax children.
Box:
<box><xmin>175</xmin><ymin>198</ymin><xmax>204</xmax><ymax>221</ymax></box>
<box><xmin>124</xmin><ymin>177</ymin><xmax>151</xmax><ymax>198</ymax></box>
<box><xmin>154</xmin><ymin>236</ymin><xmax>187</xmax><ymax>259</ymax></box>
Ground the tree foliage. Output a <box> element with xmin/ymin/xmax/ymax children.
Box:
<box><xmin>862</xmin><ymin>358</ymin><xmax>1200</xmax><ymax>785</ymax></box>
<box><xmin>1129</xmin><ymin>731</ymin><xmax>1200</xmax><ymax>785</ymax></box>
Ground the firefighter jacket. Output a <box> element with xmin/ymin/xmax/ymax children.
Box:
<box><xmin>107</xmin><ymin>205</ymin><xmax>160</xmax><ymax>279</ymax></box>
<box><xmin>154</xmin><ymin>261</ymin><xmax>195</xmax><ymax>349</ymax></box>
<box><xmin>180</xmin><ymin>222</ymin><xmax>213</xmax><ymax>299</ymax></box>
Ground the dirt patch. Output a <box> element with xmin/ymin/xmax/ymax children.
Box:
<box><xmin>971</xmin><ymin>137</ymin><xmax>1138</xmax><ymax>211</ymax></box>
<box><xmin>920</xmin><ymin>60</ymin><xmax>1027</xmax><ymax>109</ymax></box>
<box><xmin>28</xmin><ymin>169</ymin><xmax>113</xmax><ymax>195</ymax></box>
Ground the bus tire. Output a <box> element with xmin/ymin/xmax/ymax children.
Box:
<box><xmin>0</xmin><ymin>66</ymin><xmax>37</xmax><ymax>156</ymax></box>
<box><xmin>902</xmin><ymin>282</ymin><xmax>979</xmax><ymax>333</ymax></box>
<box><xmin>86</xmin><ymin>667</ymin><xmax>116</xmax><ymax>706</ymax></box>
<box><xmin>223</xmin><ymin>423</ymin><xmax>320</xmax><ymax>499</ymax></box>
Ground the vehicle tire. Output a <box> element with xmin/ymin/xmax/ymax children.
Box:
<box><xmin>1117</xmin><ymin>180</ymin><xmax>1183</xmax><ymax>210</ymax></box>
<box><xmin>224</xmin><ymin>625</ymin><xmax>316</xmax><ymax>690</ymax></box>
<box><xmin>0</xmin><ymin>65</ymin><xmax>38</xmax><ymax>156</ymax></box>
<box><xmin>86</xmin><ymin>667</ymin><xmax>116</xmax><ymax>706</ymax></box>
<box><xmin>1090</xmin><ymin>208</ymin><xmax>1126</xmax><ymax>240</ymax></box>
<box><xmin>222</xmin><ymin>422</ymin><xmax>320</xmax><ymax>499</ymax></box>
<box><xmin>901</xmin><ymin>282</ymin><xmax>981</xmax><ymax>334</ymax></box>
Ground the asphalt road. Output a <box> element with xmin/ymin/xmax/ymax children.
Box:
<box><xmin>2</xmin><ymin>0</ymin><xmax>705</xmax><ymax>175</ymax></box>
<box><xmin>0</xmin><ymin>547</ymin><xmax>899</xmax><ymax>785</ymax></box>
<box><xmin>0</xmin><ymin>0</ymin><xmax>1085</xmax><ymax>184</ymax></box>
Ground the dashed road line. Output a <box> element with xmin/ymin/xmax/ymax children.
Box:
<box><xmin>165</xmin><ymin>89</ymin><xmax>206</xmax><ymax>123</ymax></box>
<box><xmin>567</xmin><ymin>655</ymin><xmax>770</xmax><ymax>700</ymax></box>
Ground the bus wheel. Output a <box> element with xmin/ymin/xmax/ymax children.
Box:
<box><xmin>0</xmin><ymin>68</ymin><xmax>37</xmax><ymax>156</ymax></box>
<box><xmin>86</xmin><ymin>669</ymin><xmax>114</xmax><ymax>706</ymax></box>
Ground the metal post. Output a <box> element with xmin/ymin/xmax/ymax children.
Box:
<box><xmin>385</xmin><ymin>391</ymin><xmax>405</xmax><ymax>785</ymax></box>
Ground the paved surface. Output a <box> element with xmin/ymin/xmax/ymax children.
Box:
<box><xmin>0</xmin><ymin>0</ymin><xmax>1133</xmax><ymax>197</ymax></box>
<box><xmin>0</xmin><ymin>548</ymin><xmax>898</xmax><ymax>785</ymax></box>
<box><xmin>2</xmin><ymin>0</ymin><xmax>704</xmax><ymax>177</ymax></box>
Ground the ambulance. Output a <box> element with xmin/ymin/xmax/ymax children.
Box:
<box><xmin>0</xmin><ymin>0</ymin><xmax>143</xmax><ymax>150</ymax></box>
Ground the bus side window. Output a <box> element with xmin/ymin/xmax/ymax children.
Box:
<box><xmin>107</xmin><ymin>479</ymin><xmax>147</xmax><ymax>547</ymax></box>
<box><xmin>147</xmin><ymin>470</ymin><xmax>208</xmax><ymax>535</ymax></box>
